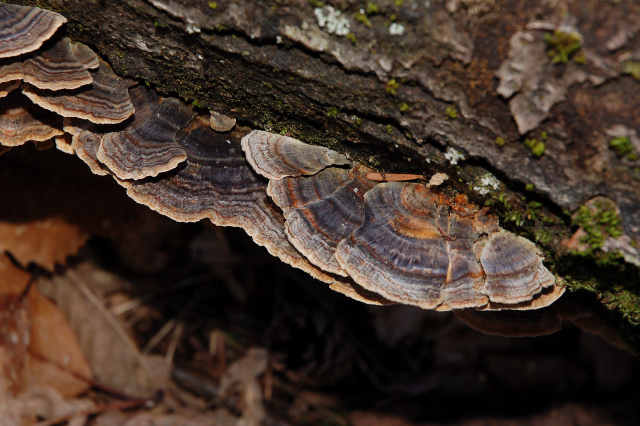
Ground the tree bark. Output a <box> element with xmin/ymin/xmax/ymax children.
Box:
<box><xmin>11</xmin><ymin>0</ymin><xmax>640</xmax><ymax>340</ymax></box>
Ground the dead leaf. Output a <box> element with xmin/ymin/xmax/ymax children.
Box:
<box><xmin>19</xmin><ymin>385</ymin><xmax>95</xmax><ymax>422</ymax></box>
<box><xmin>0</xmin><ymin>217</ymin><xmax>88</xmax><ymax>271</ymax></box>
<box><xmin>219</xmin><ymin>347</ymin><xmax>268</xmax><ymax>426</ymax></box>
<box><xmin>38</xmin><ymin>262</ymin><xmax>171</xmax><ymax>397</ymax></box>
<box><xmin>22</xmin><ymin>289</ymin><xmax>92</xmax><ymax>398</ymax></box>
<box><xmin>0</xmin><ymin>255</ymin><xmax>31</xmax><ymax>391</ymax></box>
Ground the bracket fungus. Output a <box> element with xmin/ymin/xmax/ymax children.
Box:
<box><xmin>0</xmin><ymin>92</ymin><xmax>63</xmax><ymax>147</ymax></box>
<box><xmin>268</xmin><ymin>166</ymin><xmax>377</xmax><ymax>276</ymax></box>
<box><xmin>119</xmin><ymin>117</ymin><xmax>335</xmax><ymax>285</ymax></box>
<box><xmin>0</xmin><ymin>37</ymin><xmax>96</xmax><ymax>91</ymax></box>
<box><xmin>241</xmin><ymin>130</ymin><xmax>350</xmax><ymax>180</ymax></box>
<box><xmin>209</xmin><ymin>110</ymin><xmax>236</xmax><ymax>132</ymax></box>
<box><xmin>242</xmin><ymin>133</ymin><xmax>564</xmax><ymax>311</ymax></box>
<box><xmin>23</xmin><ymin>59</ymin><xmax>134</xmax><ymax>125</ymax></box>
<box><xmin>97</xmin><ymin>98</ymin><xmax>194</xmax><ymax>179</ymax></box>
<box><xmin>0</xmin><ymin>4</ymin><xmax>66</xmax><ymax>59</ymax></box>
<box><xmin>0</xmin><ymin>80</ymin><xmax>20</xmax><ymax>98</ymax></box>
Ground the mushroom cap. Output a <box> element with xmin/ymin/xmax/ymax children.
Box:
<box><xmin>71</xmin><ymin>130</ymin><xmax>109</xmax><ymax>175</ymax></box>
<box><xmin>335</xmin><ymin>182</ymin><xmax>558</xmax><ymax>310</ymax></box>
<box><xmin>97</xmin><ymin>98</ymin><xmax>195</xmax><ymax>180</ymax></box>
<box><xmin>0</xmin><ymin>91</ymin><xmax>63</xmax><ymax>147</ymax></box>
<box><xmin>22</xmin><ymin>59</ymin><xmax>134</xmax><ymax>124</ymax></box>
<box><xmin>210</xmin><ymin>110</ymin><xmax>236</xmax><ymax>132</ymax></box>
<box><xmin>0</xmin><ymin>80</ymin><xmax>20</xmax><ymax>98</ymax></box>
<box><xmin>477</xmin><ymin>230</ymin><xmax>556</xmax><ymax>304</ymax></box>
<box><xmin>438</xmin><ymin>211</ymin><xmax>489</xmax><ymax>310</ymax></box>
<box><xmin>70</xmin><ymin>41</ymin><xmax>99</xmax><ymax>70</ymax></box>
<box><xmin>121</xmin><ymin>119</ymin><xmax>335</xmax><ymax>284</ymax></box>
<box><xmin>268</xmin><ymin>166</ymin><xmax>376</xmax><ymax>276</ymax></box>
<box><xmin>335</xmin><ymin>182</ymin><xmax>457</xmax><ymax>309</ymax></box>
<box><xmin>54</xmin><ymin>133</ymin><xmax>74</xmax><ymax>154</ymax></box>
<box><xmin>127</xmin><ymin>85</ymin><xmax>162</xmax><ymax>127</ymax></box>
<box><xmin>70</xmin><ymin>86</ymin><xmax>163</xmax><ymax>177</ymax></box>
<box><xmin>241</xmin><ymin>130</ymin><xmax>350</xmax><ymax>180</ymax></box>
<box><xmin>0</xmin><ymin>4</ymin><xmax>66</xmax><ymax>59</ymax></box>
<box><xmin>329</xmin><ymin>280</ymin><xmax>394</xmax><ymax>306</ymax></box>
<box><xmin>0</xmin><ymin>37</ymin><xmax>94</xmax><ymax>90</ymax></box>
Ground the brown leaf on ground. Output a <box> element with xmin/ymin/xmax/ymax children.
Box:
<box><xmin>93</xmin><ymin>408</ymin><xmax>238</xmax><ymax>426</ymax></box>
<box><xmin>0</xmin><ymin>216</ymin><xmax>88</xmax><ymax>271</ymax></box>
<box><xmin>0</xmin><ymin>255</ymin><xmax>31</xmax><ymax>392</ymax></box>
<box><xmin>22</xmin><ymin>289</ymin><xmax>92</xmax><ymax>398</ymax></box>
<box><xmin>218</xmin><ymin>347</ymin><xmax>269</xmax><ymax>426</ymax></box>
<box><xmin>1</xmin><ymin>252</ymin><xmax>90</xmax><ymax>402</ymax></box>
<box><xmin>19</xmin><ymin>385</ymin><xmax>95</xmax><ymax>424</ymax></box>
<box><xmin>38</xmin><ymin>262</ymin><xmax>171</xmax><ymax>397</ymax></box>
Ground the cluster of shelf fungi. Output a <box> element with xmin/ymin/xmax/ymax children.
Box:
<box><xmin>1</xmin><ymin>4</ymin><xmax>576</xmax><ymax>336</ymax></box>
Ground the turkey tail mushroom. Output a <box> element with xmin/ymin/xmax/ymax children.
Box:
<box><xmin>268</xmin><ymin>166</ymin><xmax>377</xmax><ymax>276</ymax></box>
<box><xmin>0</xmin><ymin>4</ymin><xmax>66</xmax><ymax>59</ymax></box>
<box><xmin>22</xmin><ymin>59</ymin><xmax>134</xmax><ymax>125</ymax></box>
<box><xmin>0</xmin><ymin>37</ymin><xmax>94</xmax><ymax>90</ymax></box>
<box><xmin>335</xmin><ymin>182</ymin><xmax>562</xmax><ymax>311</ymax></box>
<box><xmin>242</xmin><ymin>132</ymin><xmax>563</xmax><ymax>311</ymax></box>
<box><xmin>0</xmin><ymin>91</ymin><xmax>63</xmax><ymax>147</ymax></box>
<box><xmin>241</xmin><ymin>130</ymin><xmax>350</xmax><ymax>180</ymax></box>
<box><xmin>97</xmin><ymin>98</ymin><xmax>194</xmax><ymax>180</ymax></box>
<box><xmin>120</xmin><ymin>117</ymin><xmax>336</xmax><ymax>285</ymax></box>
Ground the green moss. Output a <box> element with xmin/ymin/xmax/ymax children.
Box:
<box><xmin>154</xmin><ymin>20</ymin><xmax>167</xmax><ymax>29</ymax></box>
<box><xmin>623</xmin><ymin>61</ymin><xmax>640</xmax><ymax>79</ymax></box>
<box><xmin>326</xmin><ymin>106</ymin><xmax>339</xmax><ymax>118</ymax></box>
<box><xmin>572</xmin><ymin>201</ymin><xmax>624</xmax><ymax>254</ymax></box>
<box><xmin>346</xmin><ymin>32</ymin><xmax>357</xmax><ymax>44</ymax></box>
<box><xmin>192</xmin><ymin>99</ymin><xmax>202</xmax><ymax>108</ymax></box>
<box><xmin>399</xmin><ymin>102</ymin><xmax>410</xmax><ymax>112</ymax></box>
<box><xmin>495</xmin><ymin>137</ymin><xmax>505</xmax><ymax>147</ymax></box>
<box><xmin>445</xmin><ymin>105</ymin><xmax>457</xmax><ymax>119</ymax></box>
<box><xmin>544</xmin><ymin>30</ymin><xmax>582</xmax><ymax>64</ymax></box>
<box><xmin>572</xmin><ymin>51</ymin><xmax>586</xmax><ymax>64</ymax></box>
<box><xmin>562</xmin><ymin>256</ymin><xmax>640</xmax><ymax>330</ymax></box>
<box><xmin>355</xmin><ymin>11</ymin><xmax>372</xmax><ymax>28</ymax></box>
<box><xmin>367</xmin><ymin>3</ymin><xmax>381</xmax><ymax>14</ymax></box>
<box><xmin>525</xmin><ymin>183</ymin><xmax>535</xmax><ymax>191</ymax></box>
<box><xmin>386</xmin><ymin>124</ymin><xmax>393</xmax><ymax>134</ymax></box>
<box><xmin>525</xmin><ymin>138</ymin><xmax>545</xmax><ymax>157</ymax></box>
<box><xmin>208</xmin><ymin>2</ymin><xmax>218</xmax><ymax>9</ymax></box>
<box><xmin>308</xmin><ymin>0</ymin><xmax>324</xmax><ymax>7</ymax></box>
<box><xmin>395</xmin><ymin>0</ymin><xmax>405</xmax><ymax>6</ymax></box>
<box><xmin>609</xmin><ymin>136</ymin><xmax>638</xmax><ymax>160</ymax></box>
<box><xmin>534</xmin><ymin>228</ymin><xmax>554</xmax><ymax>245</ymax></box>
<box><xmin>384</xmin><ymin>79</ymin><xmax>400</xmax><ymax>95</ymax></box>
<box><xmin>505</xmin><ymin>210</ymin><xmax>525</xmax><ymax>227</ymax></box>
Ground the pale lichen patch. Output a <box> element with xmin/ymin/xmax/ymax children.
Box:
<box><xmin>314</xmin><ymin>6</ymin><xmax>350</xmax><ymax>37</ymax></box>
<box><xmin>444</xmin><ymin>147</ymin><xmax>465</xmax><ymax>165</ymax></box>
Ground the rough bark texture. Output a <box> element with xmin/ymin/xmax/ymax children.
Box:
<box><xmin>10</xmin><ymin>0</ymin><xmax>640</xmax><ymax>343</ymax></box>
